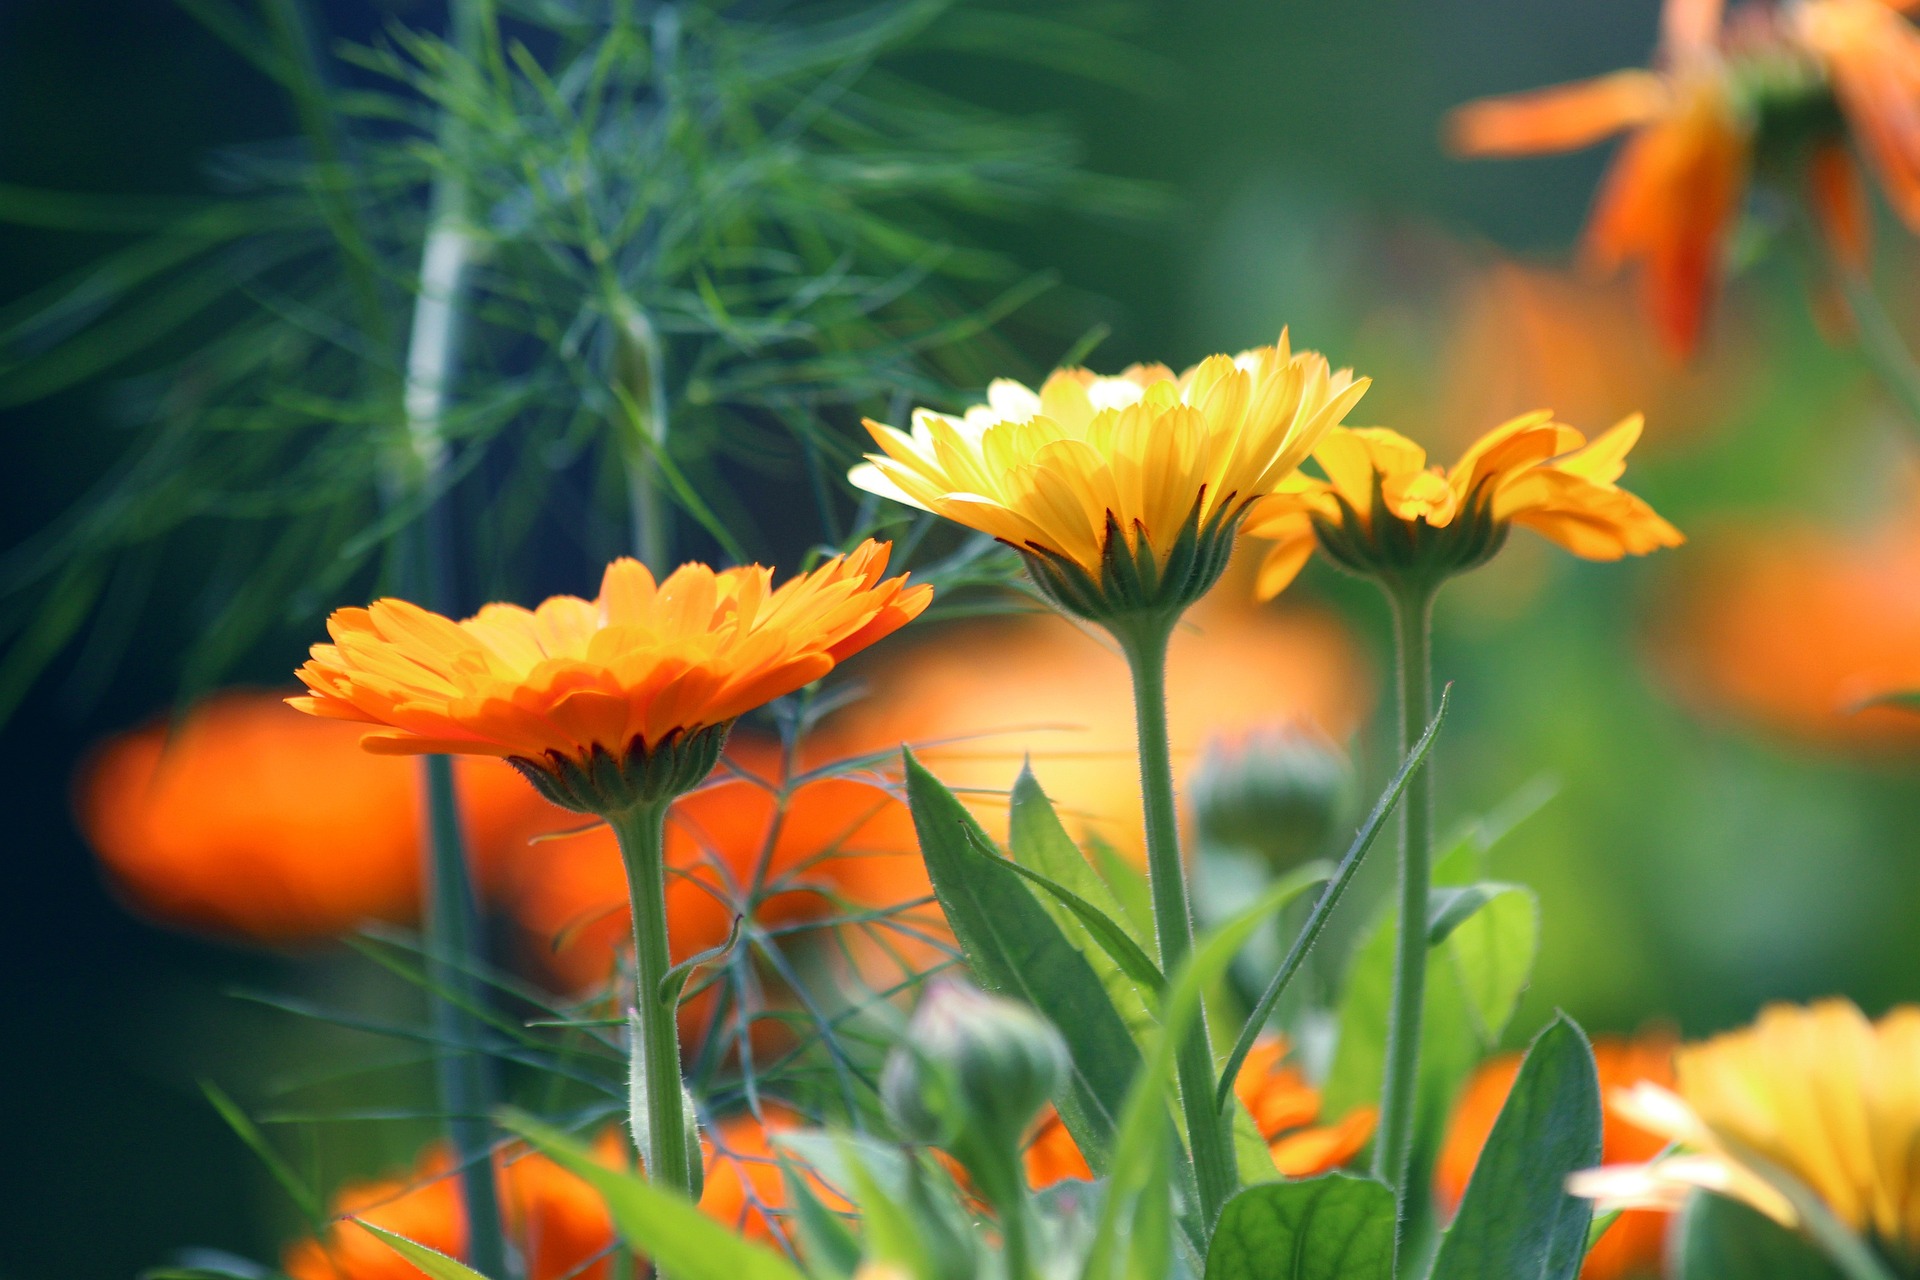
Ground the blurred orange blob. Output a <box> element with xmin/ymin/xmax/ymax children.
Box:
<box><xmin>501</xmin><ymin>730</ymin><xmax>933</xmax><ymax>1006</ymax></box>
<box><xmin>1436</xmin><ymin>1031</ymin><xmax>1677</xmax><ymax>1279</ymax></box>
<box><xmin>822</xmin><ymin>578</ymin><xmax>1372</xmax><ymax>858</ymax></box>
<box><xmin>1024</xmin><ymin>1037</ymin><xmax>1372</xmax><ymax>1187</ymax></box>
<box><xmin>284</xmin><ymin>1113</ymin><xmax>839</xmax><ymax>1278</ymax></box>
<box><xmin>282</xmin><ymin>1133</ymin><xmax>630</xmax><ymax>1280</ymax></box>
<box><xmin>75</xmin><ymin>691</ymin><xmax>563</xmax><ymax>943</ymax></box>
<box><xmin>1653</xmin><ymin>505</ymin><xmax>1920</xmax><ymax>750</ymax></box>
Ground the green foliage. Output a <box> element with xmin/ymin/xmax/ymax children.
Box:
<box><xmin>1428</xmin><ymin>1015</ymin><xmax>1601</xmax><ymax>1280</ymax></box>
<box><xmin>903</xmin><ymin>746</ymin><xmax>1144</xmax><ymax>1180</ymax></box>
<box><xmin>0</xmin><ymin>0</ymin><xmax>1152</xmax><ymax>720</ymax></box>
<box><xmin>1202</xmin><ymin>1174</ymin><xmax>1395</xmax><ymax>1280</ymax></box>
<box><xmin>504</xmin><ymin>1112</ymin><xmax>807</xmax><ymax>1280</ymax></box>
<box><xmin>1675</xmin><ymin>1192</ymin><xmax>1844</xmax><ymax>1280</ymax></box>
<box><xmin>1319</xmin><ymin>830</ymin><xmax>1541</xmax><ymax>1242</ymax></box>
<box><xmin>359</xmin><ymin>1223</ymin><xmax>496</xmax><ymax>1280</ymax></box>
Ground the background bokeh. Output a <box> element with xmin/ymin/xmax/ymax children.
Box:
<box><xmin>7</xmin><ymin>0</ymin><xmax>1918</xmax><ymax>1274</ymax></box>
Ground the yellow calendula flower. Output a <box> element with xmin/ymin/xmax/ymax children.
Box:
<box><xmin>1569</xmin><ymin>999</ymin><xmax>1920</xmax><ymax>1270</ymax></box>
<box><xmin>850</xmin><ymin>334</ymin><xmax>1369</xmax><ymax>622</ymax></box>
<box><xmin>1246</xmin><ymin>411</ymin><xmax>1683</xmax><ymax>599</ymax></box>
<box><xmin>291</xmin><ymin>539</ymin><xmax>931</xmax><ymax>815</ymax></box>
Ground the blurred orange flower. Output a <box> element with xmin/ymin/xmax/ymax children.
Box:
<box><xmin>285</xmin><ymin>1111</ymin><xmax>843</xmax><ymax>1278</ymax></box>
<box><xmin>290</xmin><ymin>542</ymin><xmax>928</xmax><ymax>772</ymax></box>
<box><xmin>1449</xmin><ymin>0</ymin><xmax>1920</xmax><ymax>356</ymax></box>
<box><xmin>1023</xmin><ymin>1037</ymin><xmax>1373</xmax><ymax>1187</ymax></box>
<box><xmin>818</xmin><ymin>577</ymin><xmax>1371</xmax><ymax>859</ymax></box>
<box><xmin>502</xmin><ymin>731</ymin><xmax>934</xmax><ymax>1006</ymax></box>
<box><xmin>1436</xmin><ymin>1031</ymin><xmax>1678</xmax><ymax>1279</ymax></box>
<box><xmin>75</xmin><ymin>691</ymin><xmax>560</xmax><ymax>943</ymax></box>
<box><xmin>1248</xmin><ymin>414</ymin><xmax>1682</xmax><ymax>599</ymax></box>
<box><xmin>1653</xmin><ymin>502</ymin><xmax>1920</xmax><ymax>749</ymax></box>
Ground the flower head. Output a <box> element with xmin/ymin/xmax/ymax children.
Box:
<box><xmin>1246</xmin><ymin>412</ymin><xmax>1683</xmax><ymax>598</ymax></box>
<box><xmin>291</xmin><ymin>541</ymin><xmax>930</xmax><ymax>814</ymax></box>
<box><xmin>1022</xmin><ymin>1036</ymin><xmax>1373</xmax><ymax>1187</ymax></box>
<box><xmin>75</xmin><ymin>691</ymin><xmax>555</xmax><ymax>942</ymax></box>
<box><xmin>850</xmin><ymin>336</ymin><xmax>1368</xmax><ymax>622</ymax></box>
<box><xmin>1449</xmin><ymin>0</ymin><xmax>1920</xmax><ymax>355</ymax></box>
<box><xmin>1439</xmin><ymin>1031</ymin><xmax>1679</xmax><ymax>1279</ymax></box>
<box><xmin>1569</xmin><ymin>999</ymin><xmax>1920</xmax><ymax>1268</ymax></box>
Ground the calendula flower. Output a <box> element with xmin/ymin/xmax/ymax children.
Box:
<box><xmin>1449</xmin><ymin>0</ymin><xmax>1920</xmax><ymax>356</ymax></box>
<box><xmin>503</xmin><ymin>731</ymin><xmax>932</xmax><ymax>1011</ymax></box>
<box><xmin>850</xmin><ymin>335</ymin><xmax>1368</xmax><ymax>623</ymax></box>
<box><xmin>291</xmin><ymin>539</ymin><xmax>929</xmax><ymax>816</ymax></box>
<box><xmin>74</xmin><ymin>691</ymin><xmax>557</xmax><ymax>942</ymax></box>
<box><xmin>284</xmin><ymin>1113</ymin><xmax>842</xmax><ymax>1279</ymax></box>
<box><xmin>1247</xmin><ymin>412</ymin><xmax>1684</xmax><ymax>598</ymax></box>
<box><xmin>1022</xmin><ymin>1037</ymin><xmax>1374</xmax><ymax>1187</ymax></box>
<box><xmin>283</xmin><ymin>1133</ymin><xmax>632</xmax><ymax>1280</ymax></box>
<box><xmin>1439</xmin><ymin>1031</ymin><xmax>1679</xmax><ymax>1279</ymax></box>
<box><xmin>1654</xmin><ymin>502</ymin><xmax>1920</xmax><ymax>749</ymax></box>
<box><xmin>1569</xmin><ymin>1000</ymin><xmax>1920</xmax><ymax>1269</ymax></box>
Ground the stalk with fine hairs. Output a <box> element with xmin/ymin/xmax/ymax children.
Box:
<box><xmin>1373</xmin><ymin>577</ymin><xmax>1437</xmax><ymax>1248</ymax></box>
<box><xmin>1114</xmin><ymin>615</ymin><xmax>1238</xmax><ymax>1230</ymax></box>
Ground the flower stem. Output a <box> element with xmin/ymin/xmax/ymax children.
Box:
<box><xmin>1374</xmin><ymin>578</ymin><xmax>1437</xmax><ymax>1247</ymax></box>
<box><xmin>1117</xmin><ymin>618</ymin><xmax>1237</xmax><ymax>1234</ymax></box>
<box><xmin>609</xmin><ymin>801</ymin><xmax>696</xmax><ymax>1206</ymax></box>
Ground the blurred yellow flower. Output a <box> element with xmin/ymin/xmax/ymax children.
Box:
<box><xmin>1570</xmin><ymin>999</ymin><xmax>1920</xmax><ymax>1268</ymax></box>
<box><xmin>1450</xmin><ymin>0</ymin><xmax>1920</xmax><ymax>356</ymax></box>
<box><xmin>291</xmin><ymin>540</ymin><xmax>929</xmax><ymax>813</ymax></box>
<box><xmin>1247</xmin><ymin>412</ymin><xmax>1683</xmax><ymax>598</ymax></box>
<box><xmin>850</xmin><ymin>335</ymin><xmax>1367</xmax><ymax>617</ymax></box>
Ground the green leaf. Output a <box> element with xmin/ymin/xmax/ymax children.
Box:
<box><xmin>1675</xmin><ymin>1191</ymin><xmax>1843</xmax><ymax>1280</ymax></box>
<box><xmin>991</xmin><ymin>793</ymin><xmax>1165</xmax><ymax>995</ymax></box>
<box><xmin>358</xmin><ymin>1223</ymin><xmax>495</xmax><ymax>1280</ymax></box>
<box><xmin>1088</xmin><ymin>833</ymin><xmax>1155</xmax><ymax>941</ymax></box>
<box><xmin>1427</xmin><ymin>882</ymin><xmax>1523</xmax><ymax>946</ymax></box>
<box><xmin>1429</xmin><ymin>1016</ymin><xmax>1601</xmax><ymax>1280</ymax></box>
<box><xmin>501</xmin><ymin>1113</ymin><xmax>805</xmax><ymax>1280</ymax></box>
<box><xmin>779</xmin><ymin>1160</ymin><xmax>861</xmax><ymax>1280</ymax></box>
<box><xmin>1202</xmin><ymin>1174</ymin><xmax>1395</xmax><ymax>1280</ymax></box>
<box><xmin>905</xmin><ymin>748</ymin><xmax>1144</xmax><ymax>1177</ymax></box>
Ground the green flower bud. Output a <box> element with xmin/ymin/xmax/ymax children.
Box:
<box><xmin>881</xmin><ymin>981</ymin><xmax>1068</xmax><ymax>1159</ymax></box>
<box><xmin>1191</xmin><ymin>724</ymin><xmax>1352</xmax><ymax>873</ymax></box>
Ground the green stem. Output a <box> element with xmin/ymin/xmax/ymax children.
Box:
<box><xmin>1117</xmin><ymin>618</ymin><xmax>1237</xmax><ymax>1235</ymax></box>
<box><xmin>1374</xmin><ymin>579</ymin><xmax>1436</xmax><ymax>1247</ymax></box>
<box><xmin>609</xmin><ymin>801</ymin><xmax>696</xmax><ymax>1207</ymax></box>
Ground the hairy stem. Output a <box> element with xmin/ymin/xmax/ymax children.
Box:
<box><xmin>1117</xmin><ymin>617</ymin><xmax>1237</xmax><ymax>1236</ymax></box>
<box><xmin>609</xmin><ymin>801</ymin><xmax>696</xmax><ymax>1209</ymax></box>
<box><xmin>1374</xmin><ymin>579</ymin><xmax>1437</xmax><ymax>1252</ymax></box>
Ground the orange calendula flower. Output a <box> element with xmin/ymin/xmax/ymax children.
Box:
<box><xmin>1439</xmin><ymin>1032</ymin><xmax>1679</xmax><ymax>1279</ymax></box>
<box><xmin>74</xmin><ymin>691</ymin><xmax>558</xmax><ymax>942</ymax></box>
<box><xmin>1246</xmin><ymin>412</ymin><xmax>1683</xmax><ymax>598</ymax></box>
<box><xmin>285</xmin><ymin>1112</ymin><xmax>845</xmax><ymax>1278</ymax></box>
<box><xmin>1449</xmin><ymin>0</ymin><xmax>1920</xmax><ymax>356</ymax></box>
<box><xmin>291</xmin><ymin>540</ymin><xmax>929</xmax><ymax>816</ymax></box>
<box><xmin>1022</xmin><ymin>1037</ymin><xmax>1373</xmax><ymax>1187</ymax></box>
<box><xmin>1654</xmin><ymin>503</ymin><xmax>1920</xmax><ymax>750</ymax></box>
<box><xmin>850</xmin><ymin>336</ymin><xmax>1368</xmax><ymax>621</ymax></box>
<box><xmin>1569</xmin><ymin>1000</ymin><xmax>1920</xmax><ymax>1271</ymax></box>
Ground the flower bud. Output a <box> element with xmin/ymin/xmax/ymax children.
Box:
<box><xmin>1191</xmin><ymin>724</ymin><xmax>1352</xmax><ymax>873</ymax></box>
<box><xmin>881</xmin><ymin>981</ymin><xmax>1068</xmax><ymax>1158</ymax></box>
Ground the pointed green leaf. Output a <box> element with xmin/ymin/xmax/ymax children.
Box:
<box><xmin>980</xmin><ymin>815</ymin><xmax>1164</xmax><ymax>995</ymax></box>
<box><xmin>1203</xmin><ymin>1173</ymin><xmax>1395</xmax><ymax>1280</ymax></box>
<box><xmin>905</xmin><ymin>748</ymin><xmax>1143</xmax><ymax>1177</ymax></box>
<box><xmin>358</xmin><ymin>1223</ymin><xmax>495</xmax><ymax>1280</ymax></box>
<box><xmin>1429</xmin><ymin>1016</ymin><xmax>1601</xmax><ymax>1280</ymax></box>
<box><xmin>1088</xmin><ymin>833</ymin><xmax>1155</xmax><ymax>941</ymax></box>
<box><xmin>1675</xmin><ymin>1191</ymin><xmax>1842</xmax><ymax>1279</ymax></box>
<box><xmin>1427</xmin><ymin>882</ymin><xmax>1523</xmax><ymax>946</ymax></box>
<box><xmin>779</xmin><ymin>1160</ymin><xmax>861</xmax><ymax>1280</ymax></box>
<box><xmin>500</xmin><ymin>1113</ymin><xmax>805</xmax><ymax>1280</ymax></box>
